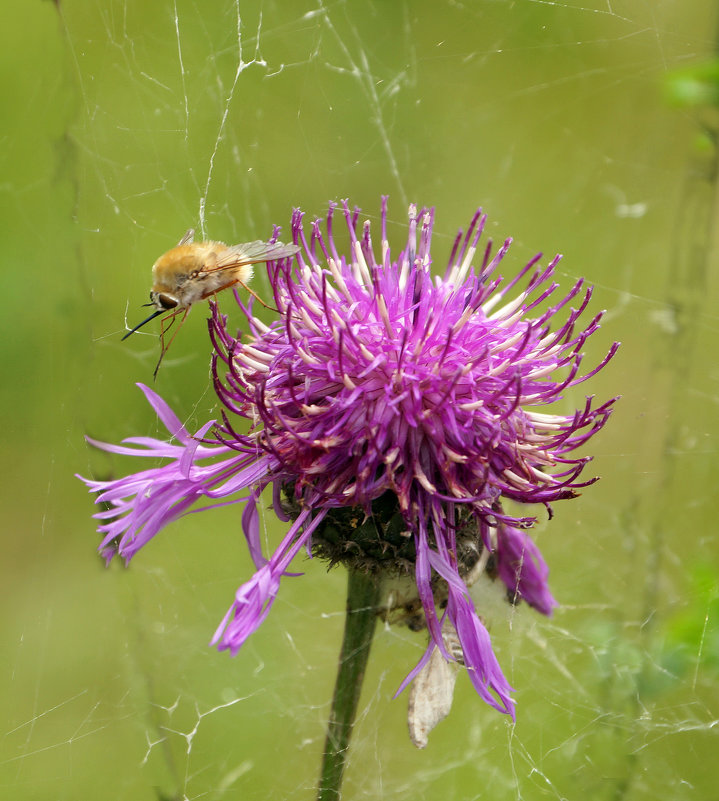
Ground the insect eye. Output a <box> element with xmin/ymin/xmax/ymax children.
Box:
<box><xmin>157</xmin><ymin>293</ymin><xmax>178</xmax><ymax>310</ymax></box>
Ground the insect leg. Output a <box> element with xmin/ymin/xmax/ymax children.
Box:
<box><xmin>153</xmin><ymin>307</ymin><xmax>189</xmax><ymax>379</ymax></box>
<box><xmin>200</xmin><ymin>279</ymin><xmax>277</xmax><ymax>312</ymax></box>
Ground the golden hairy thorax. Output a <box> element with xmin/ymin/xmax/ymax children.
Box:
<box><xmin>150</xmin><ymin>241</ymin><xmax>244</xmax><ymax>310</ymax></box>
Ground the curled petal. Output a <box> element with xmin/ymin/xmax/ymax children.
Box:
<box><xmin>496</xmin><ymin>524</ymin><xmax>558</xmax><ymax>616</ymax></box>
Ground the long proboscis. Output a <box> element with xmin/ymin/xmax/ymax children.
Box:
<box><xmin>122</xmin><ymin>308</ymin><xmax>166</xmax><ymax>340</ymax></box>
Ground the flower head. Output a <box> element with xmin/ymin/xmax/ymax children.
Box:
<box><xmin>80</xmin><ymin>199</ymin><xmax>617</xmax><ymax>719</ymax></box>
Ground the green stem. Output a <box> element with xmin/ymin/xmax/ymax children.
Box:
<box><xmin>317</xmin><ymin>568</ymin><xmax>381</xmax><ymax>801</ymax></box>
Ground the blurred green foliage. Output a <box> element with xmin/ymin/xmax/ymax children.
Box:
<box><xmin>665</xmin><ymin>59</ymin><xmax>719</xmax><ymax>107</ymax></box>
<box><xmin>662</xmin><ymin>563</ymin><xmax>719</xmax><ymax>676</ymax></box>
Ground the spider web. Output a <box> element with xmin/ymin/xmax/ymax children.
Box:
<box><xmin>3</xmin><ymin>0</ymin><xmax>719</xmax><ymax>799</ymax></box>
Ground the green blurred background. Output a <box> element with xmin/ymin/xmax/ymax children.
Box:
<box><xmin>2</xmin><ymin>1</ymin><xmax>718</xmax><ymax>799</ymax></box>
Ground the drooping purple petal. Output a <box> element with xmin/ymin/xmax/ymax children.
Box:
<box><xmin>78</xmin><ymin>392</ymin><xmax>278</xmax><ymax>562</ymax></box>
<box><xmin>212</xmin><ymin>506</ymin><xmax>327</xmax><ymax>654</ymax></box>
<box><xmin>447</xmin><ymin>589</ymin><xmax>515</xmax><ymax>718</ymax></box>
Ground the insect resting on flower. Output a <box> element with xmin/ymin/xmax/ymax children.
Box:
<box><xmin>122</xmin><ymin>228</ymin><xmax>300</xmax><ymax>377</ymax></box>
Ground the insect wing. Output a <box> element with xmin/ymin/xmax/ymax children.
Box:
<box><xmin>177</xmin><ymin>228</ymin><xmax>195</xmax><ymax>246</ymax></box>
<box><xmin>200</xmin><ymin>240</ymin><xmax>299</xmax><ymax>275</ymax></box>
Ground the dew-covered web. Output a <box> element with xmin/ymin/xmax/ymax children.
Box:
<box><xmin>9</xmin><ymin>1</ymin><xmax>719</xmax><ymax>800</ymax></box>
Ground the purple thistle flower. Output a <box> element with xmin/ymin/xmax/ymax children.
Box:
<box><xmin>79</xmin><ymin>198</ymin><xmax>618</xmax><ymax>720</ymax></box>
